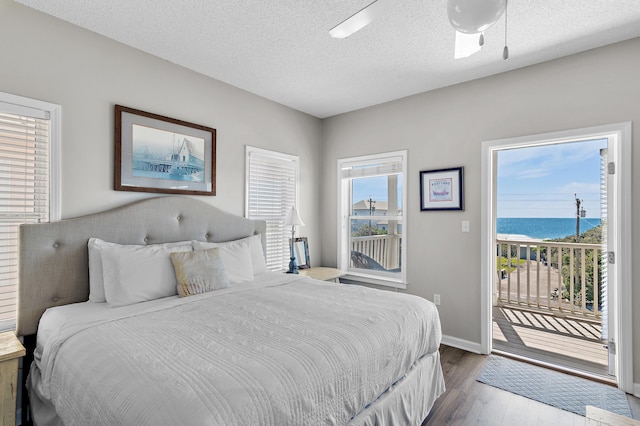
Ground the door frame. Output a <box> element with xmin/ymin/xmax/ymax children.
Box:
<box><xmin>480</xmin><ymin>122</ymin><xmax>633</xmax><ymax>393</ymax></box>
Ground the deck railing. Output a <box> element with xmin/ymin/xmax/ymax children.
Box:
<box><xmin>496</xmin><ymin>238</ymin><xmax>604</xmax><ymax>318</ymax></box>
<box><xmin>351</xmin><ymin>234</ymin><xmax>401</xmax><ymax>270</ymax></box>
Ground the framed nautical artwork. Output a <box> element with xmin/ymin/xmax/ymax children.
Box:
<box><xmin>419</xmin><ymin>167</ymin><xmax>463</xmax><ymax>211</ymax></box>
<box><xmin>115</xmin><ymin>105</ymin><xmax>216</xmax><ymax>195</ymax></box>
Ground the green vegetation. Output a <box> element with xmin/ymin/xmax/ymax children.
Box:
<box><xmin>496</xmin><ymin>256</ymin><xmax>525</xmax><ymax>274</ymax></box>
<box><xmin>353</xmin><ymin>224</ymin><xmax>387</xmax><ymax>237</ymax></box>
<box><xmin>551</xmin><ymin>224</ymin><xmax>603</xmax><ymax>245</ymax></box>
<box><xmin>538</xmin><ymin>224</ymin><xmax>603</xmax><ymax>305</ymax></box>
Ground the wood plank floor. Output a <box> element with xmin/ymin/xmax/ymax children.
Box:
<box><xmin>493</xmin><ymin>305</ymin><xmax>609</xmax><ymax>378</ymax></box>
<box><xmin>423</xmin><ymin>345</ymin><xmax>640</xmax><ymax>426</ymax></box>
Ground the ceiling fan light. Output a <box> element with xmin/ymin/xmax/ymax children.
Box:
<box><xmin>447</xmin><ymin>0</ymin><xmax>506</xmax><ymax>34</ymax></box>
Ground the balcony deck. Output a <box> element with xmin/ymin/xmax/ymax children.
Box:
<box><xmin>492</xmin><ymin>305</ymin><xmax>610</xmax><ymax>380</ymax></box>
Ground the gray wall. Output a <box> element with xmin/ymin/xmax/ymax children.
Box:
<box><xmin>321</xmin><ymin>38</ymin><xmax>640</xmax><ymax>385</ymax></box>
<box><xmin>0</xmin><ymin>0</ymin><xmax>322</xmax><ymax>261</ymax></box>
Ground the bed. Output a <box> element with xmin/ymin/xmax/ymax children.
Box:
<box><xmin>17</xmin><ymin>197</ymin><xmax>445</xmax><ymax>425</ymax></box>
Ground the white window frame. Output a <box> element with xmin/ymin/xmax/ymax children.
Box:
<box><xmin>245</xmin><ymin>146</ymin><xmax>299</xmax><ymax>271</ymax></box>
<box><xmin>337</xmin><ymin>150</ymin><xmax>408</xmax><ymax>289</ymax></box>
<box><xmin>0</xmin><ymin>92</ymin><xmax>61</xmax><ymax>332</ymax></box>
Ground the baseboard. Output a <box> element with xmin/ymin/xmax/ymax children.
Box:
<box><xmin>634</xmin><ymin>382</ymin><xmax>640</xmax><ymax>398</ymax></box>
<box><xmin>441</xmin><ymin>335</ymin><xmax>482</xmax><ymax>354</ymax></box>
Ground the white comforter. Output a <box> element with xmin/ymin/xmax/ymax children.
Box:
<box><xmin>31</xmin><ymin>273</ymin><xmax>442</xmax><ymax>426</ymax></box>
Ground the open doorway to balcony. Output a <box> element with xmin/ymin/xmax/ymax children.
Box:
<box><xmin>494</xmin><ymin>137</ymin><xmax>609</xmax><ymax>379</ymax></box>
<box><xmin>480</xmin><ymin>123</ymin><xmax>633</xmax><ymax>392</ymax></box>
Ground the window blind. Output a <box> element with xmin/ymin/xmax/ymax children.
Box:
<box><xmin>0</xmin><ymin>108</ymin><xmax>50</xmax><ymax>331</ymax></box>
<box><xmin>246</xmin><ymin>147</ymin><xmax>298</xmax><ymax>271</ymax></box>
<box><xmin>341</xmin><ymin>156</ymin><xmax>403</xmax><ymax>179</ymax></box>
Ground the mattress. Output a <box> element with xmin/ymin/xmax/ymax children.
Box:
<box><xmin>29</xmin><ymin>273</ymin><xmax>444</xmax><ymax>425</ymax></box>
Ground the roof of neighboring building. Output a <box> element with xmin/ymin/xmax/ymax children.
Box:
<box><xmin>497</xmin><ymin>234</ymin><xmax>544</xmax><ymax>242</ymax></box>
<box><xmin>352</xmin><ymin>200</ymin><xmax>389</xmax><ymax>211</ymax></box>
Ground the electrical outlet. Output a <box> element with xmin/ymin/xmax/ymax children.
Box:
<box><xmin>434</xmin><ymin>294</ymin><xmax>441</xmax><ymax>305</ymax></box>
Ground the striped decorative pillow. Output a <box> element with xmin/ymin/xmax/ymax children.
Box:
<box><xmin>170</xmin><ymin>248</ymin><xmax>230</xmax><ymax>297</ymax></box>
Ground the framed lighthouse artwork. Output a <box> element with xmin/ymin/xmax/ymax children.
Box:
<box><xmin>115</xmin><ymin>105</ymin><xmax>216</xmax><ymax>196</ymax></box>
<box><xmin>420</xmin><ymin>167</ymin><xmax>464</xmax><ymax>211</ymax></box>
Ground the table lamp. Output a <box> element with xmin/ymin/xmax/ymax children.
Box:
<box><xmin>284</xmin><ymin>206</ymin><xmax>304</xmax><ymax>274</ymax></box>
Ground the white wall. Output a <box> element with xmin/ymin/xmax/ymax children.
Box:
<box><xmin>0</xmin><ymin>0</ymin><xmax>322</xmax><ymax>260</ymax></box>
<box><xmin>321</xmin><ymin>38</ymin><xmax>640</xmax><ymax>384</ymax></box>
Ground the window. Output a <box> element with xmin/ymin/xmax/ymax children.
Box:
<box><xmin>245</xmin><ymin>146</ymin><xmax>299</xmax><ymax>271</ymax></box>
<box><xmin>338</xmin><ymin>150</ymin><xmax>407</xmax><ymax>288</ymax></box>
<box><xmin>0</xmin><ymin>92</ymin><xmax>60</xmax><ymax>331</ymax></box>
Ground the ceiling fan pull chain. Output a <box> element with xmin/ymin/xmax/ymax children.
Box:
<box><xmin>503</xmin><ymin>0</ymin><xmax>509</xmax><ymax>60</ymax></box>
<box><xmin>479</xmin><ymin>32</ymin><xmax>485</xmax><ymax>47</ymax></box>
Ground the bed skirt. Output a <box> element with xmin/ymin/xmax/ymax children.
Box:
<box><xmin>349</xmin><ymin>350</ymin><xmax>445</xmax><ymax>426</ymax></box>
<box><xmin>28</xmin><ymin>350</ymin><xmax>444</xmax><ymax>426</ymax></box>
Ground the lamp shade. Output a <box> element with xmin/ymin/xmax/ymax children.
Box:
<box><xmin>284</xmin><ymin>206</ymin><xmax>305</xmax><ymax>227</ymax></box>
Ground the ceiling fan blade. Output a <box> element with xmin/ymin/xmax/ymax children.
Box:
<box><xmin>329</xmin><ymin>0</ymin><xmax>397</xmax><ymax>39</ymax></box>
<box><xmin>454</xmin><ymin>31</ymin><xmax>483</xmax><ymax>58</ymax></box>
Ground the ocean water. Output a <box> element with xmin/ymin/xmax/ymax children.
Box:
<box><xmin>497</xmin><ymin>218</ymin><xmax>601</xmax><ymax>240</ymax></box>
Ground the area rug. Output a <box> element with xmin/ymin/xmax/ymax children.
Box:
<box><xmin>477</xmin><ymin>355</ymin><xmax>632</xmax><ymax>418</ymax></box>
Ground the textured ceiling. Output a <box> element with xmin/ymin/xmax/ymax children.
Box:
<box><xmin>15</xmin><ymin>0</ymin><xmax>640</xmax><ymax>118</ymax></box>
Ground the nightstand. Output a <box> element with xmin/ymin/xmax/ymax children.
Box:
<box><xmin>0</xmin><ymin>331</ymin><xmax>25</xmax><ymax>426</ymax></box>
<box><xmin>299</xmin><ymin>267</ymin><xmax>346</xmax><ymax>283</ymax></box>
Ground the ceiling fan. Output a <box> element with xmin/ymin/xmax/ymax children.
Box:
<box><xmin>329</xmin><ymin>0</ymin><xmax>509</xmax><ymax>59</ymax></box>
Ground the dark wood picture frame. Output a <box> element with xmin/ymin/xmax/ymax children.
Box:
<box><xmin>115</xmin><ymin>105</ymin><xmax>216</xmax><ymax>196</ymax></box>
<box><xmin>420</xmin><ymin>167</ymin><xmax>464</xmax><ymax>211</ymax></box>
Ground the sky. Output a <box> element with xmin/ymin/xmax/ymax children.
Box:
<box><xmin>497</xmin><ymin>138</ymin><xmax>608</xmax><ymax>218</ymax></box>
<box><xmin>352</xmin><ymin>175</ymin><xmax>402</xmax><ymax>208</ymax></box>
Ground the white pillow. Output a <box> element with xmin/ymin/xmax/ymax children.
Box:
<box><xmin>88</xmin><ymin>238</ymin><xmax>192</xmax><ymax>303</ymax></box>
<box><xmin>101</xmin><ymin>243</ymin><xmax>192</xmax><ymax>307</ymax></box>
<box><xmin>245</xmin><ymin>234</ymin><xmax>268</xmax><ymax>275</ymax></box>
<box><xmin>192</xmin><ymin>239</ymin><xmax>254</xmax><ymax>283</ymax></box>
<box><xmin>192</xmin><ymin>234</ymin><xmax>267</xmax><ymax>275</ymax></box>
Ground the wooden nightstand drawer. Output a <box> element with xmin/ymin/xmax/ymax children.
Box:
<box><xmin>0</xmin><ymin>332</ymin><xmax>25</xmax><ymax>426</ymax></box>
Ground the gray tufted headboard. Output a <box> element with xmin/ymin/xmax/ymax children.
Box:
<box><xmin>17</xmin><ymin>197</ymin><xmax>266</xmax><ymax>336</ymax></box>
